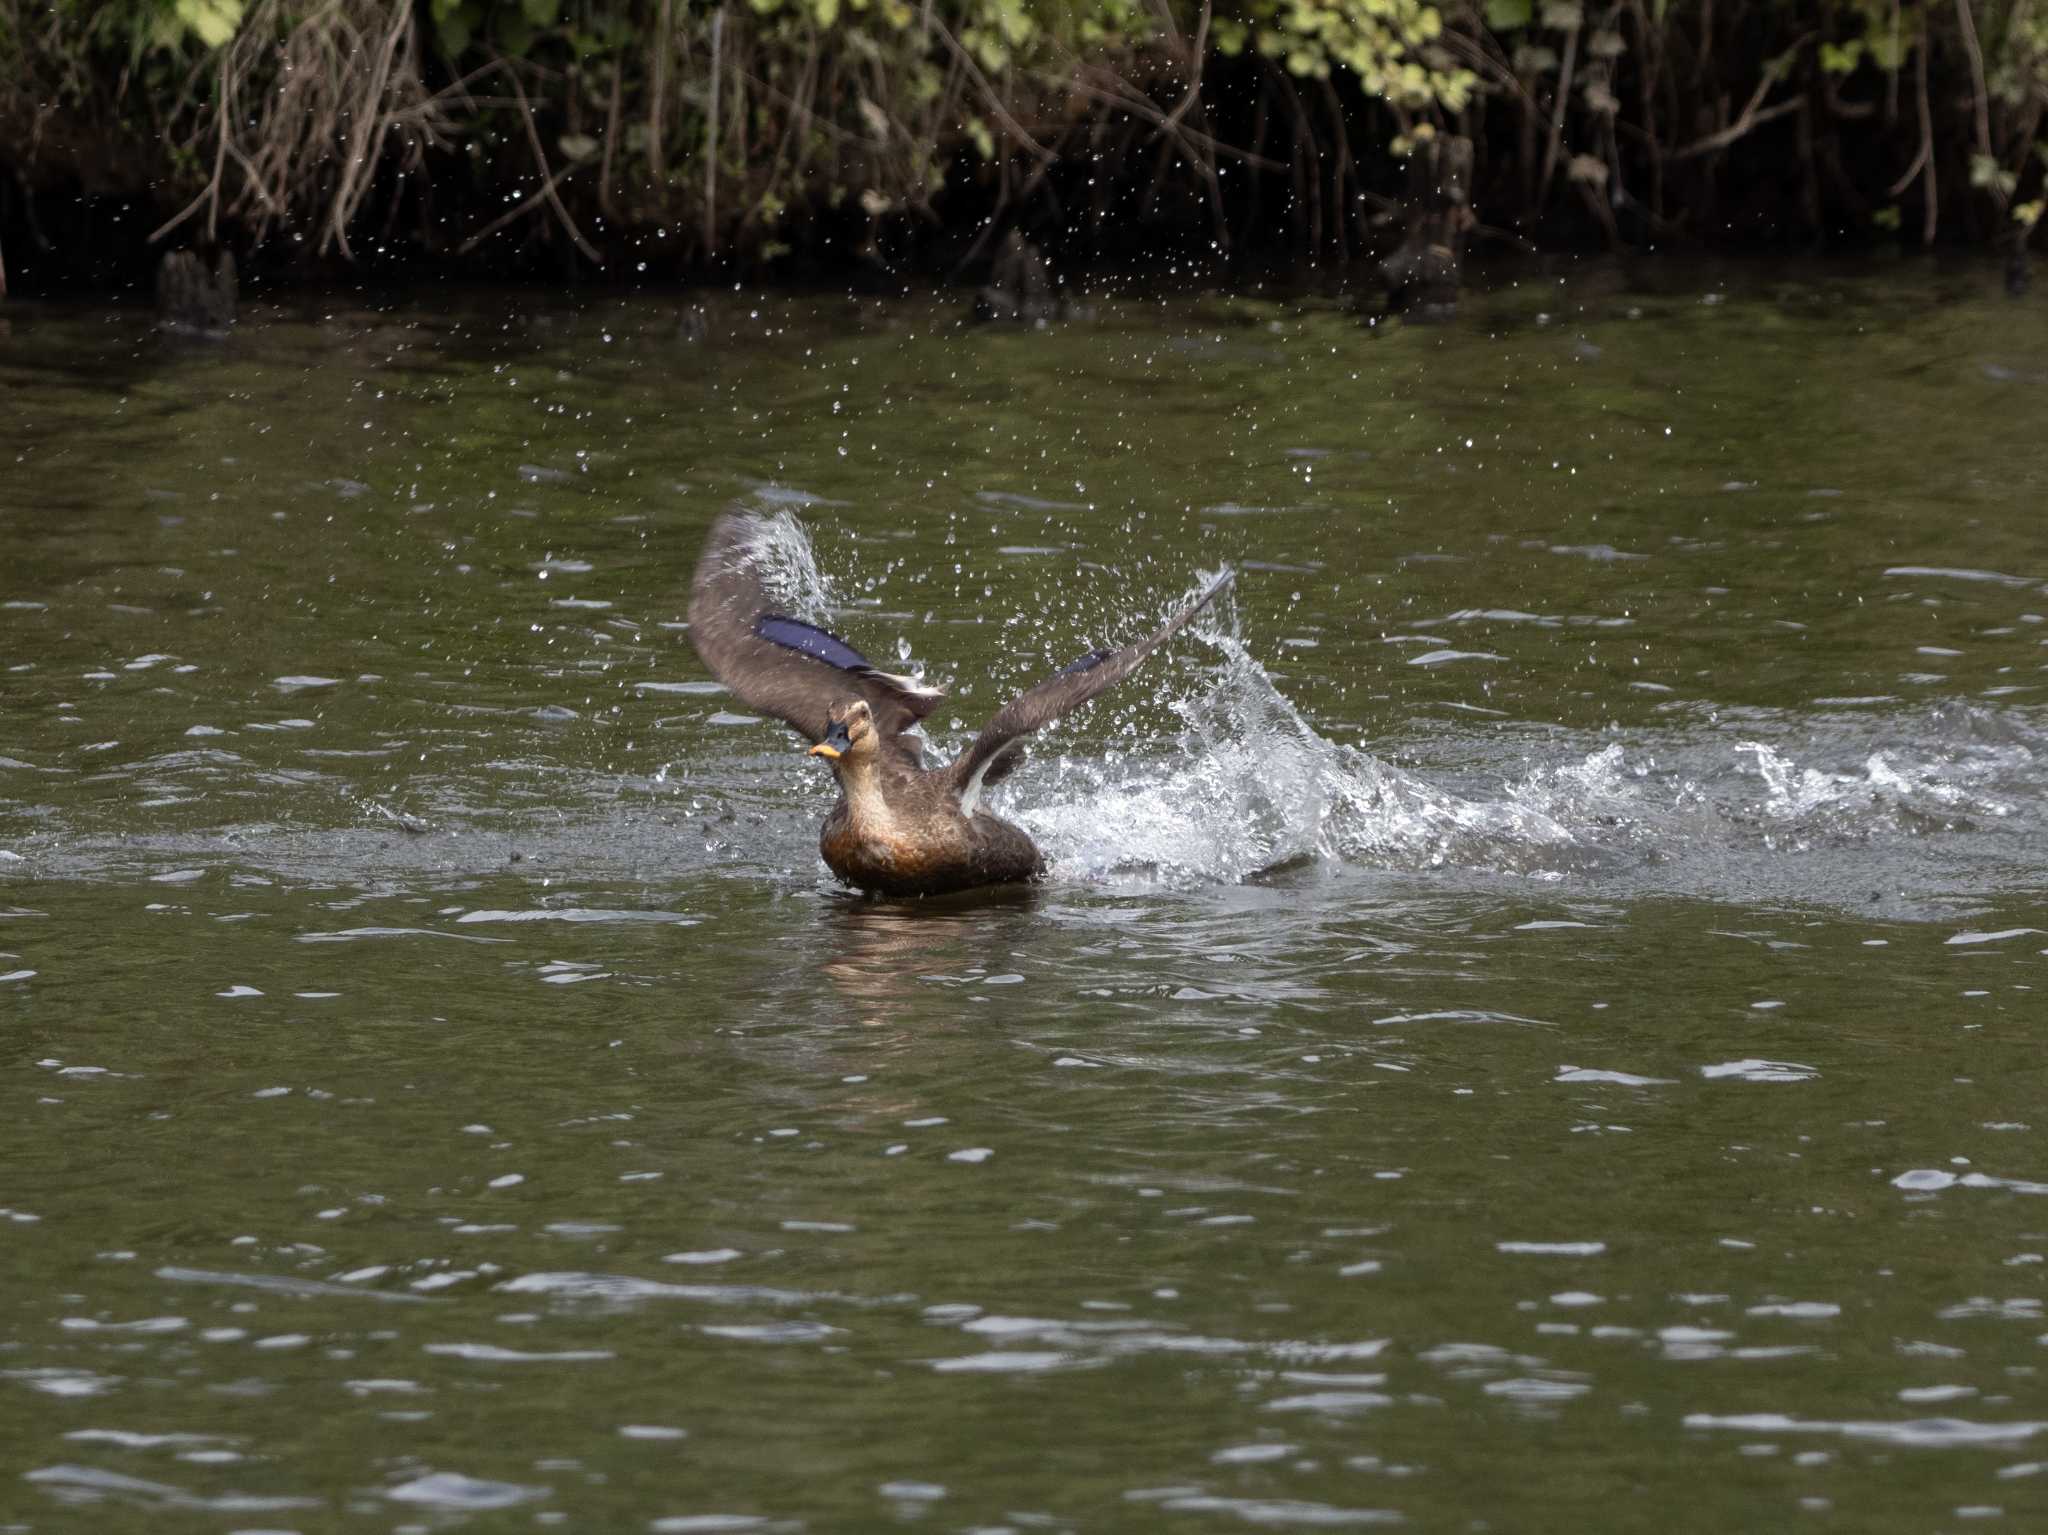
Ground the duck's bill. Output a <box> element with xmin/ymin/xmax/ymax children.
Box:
<box><xmin>807</xmin><ymin>721</ymin><xmax>852</xmax><ymax>760</ymax></box>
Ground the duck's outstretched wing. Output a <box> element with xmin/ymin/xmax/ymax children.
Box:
<box><xmin>688</xmin><ymin>513</ymin><xmax>943</xmax><ymax>760</ymax></box>
<box><xmin>945</xmin><ymin>568</ymin><xmax>1234</xmax><ymax>807</ymax></box>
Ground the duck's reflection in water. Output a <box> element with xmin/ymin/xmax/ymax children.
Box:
<box><xmin>818</xmin><ymin>887</ymin><xmax>1042</xmax><ymax>1030</ymax></box>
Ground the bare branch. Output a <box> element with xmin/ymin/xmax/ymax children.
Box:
<box><xmin>500</xmin><ymin>58</ymin><xmax>605</xmax><ymax>265</ymax></box>
<box><xmin>1670</xmin><ymin>96</ymin><xmax>1804</xmax><ymax>160</ymax></box>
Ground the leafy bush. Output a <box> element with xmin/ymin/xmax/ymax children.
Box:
<box><xmin>2</xmin><ymin>0</ymin><xmax>2043</xmax><ymax>273</ymax></box>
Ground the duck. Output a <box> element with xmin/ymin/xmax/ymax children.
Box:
<box><xmin>688</xmin><ymin>513</ymin><xmax>1234</xmax><ymax>897</ymax></box>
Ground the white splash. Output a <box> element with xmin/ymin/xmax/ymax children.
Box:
<box><xmin>1738</xmin><ymin>739</ymin><xmax>2017</xmax><ymax>823</ymax></box>
<box><xmin>733</xmin><ymin>506</ymin><xmax>839</xmax><ymax>623</ymax></box>
<box><xmin>1010</xmin><ymin>614</ymin><xmax>1575</xmax><ymax>886</ymax></box>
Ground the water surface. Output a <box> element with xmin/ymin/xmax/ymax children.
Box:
<box><xmin>3</xmin><ymin>266</ymin><xmax>2046</xmax><ymax>1531</ymax></box>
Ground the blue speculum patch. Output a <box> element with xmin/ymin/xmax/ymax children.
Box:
<box><xmin>756</xmin><ymin>614</ymin><xmax>872</xmax><ymax>672</ymax></box>
<box><xmin>1057</xmin><ymin>647</ymin><xmax>1115</xmax><ymax>678</ymax></box>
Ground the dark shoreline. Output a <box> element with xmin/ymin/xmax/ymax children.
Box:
<box><xmin>7</xmin><ymin>2</ymin><xmax>2046</xmax><ymax>306</ymax></box>
<box><xmin>0</xmin><ymin>245</ymin><xmax>2027</xmax><ymax>323</ymax></box>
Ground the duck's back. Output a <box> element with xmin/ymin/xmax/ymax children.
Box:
<box><xmin>958</xmin><ymin>811</ymin><xmax>1045</xmax><ymax>890</ymax></box>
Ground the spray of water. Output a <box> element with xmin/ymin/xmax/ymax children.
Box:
<box><xmin>1009</xmin><ymin>601</ymin><xmax>1576</xmax><ymax>885</ymax></box>
<box><xmin>732</xmin><ymin>504</ymin><xmax>840</xmax><ymax>624</ymax></box>
<box><xmin>735</xmin><ymin>510</ymin><xmax>2047</xmax><ymax>903</ymax></box>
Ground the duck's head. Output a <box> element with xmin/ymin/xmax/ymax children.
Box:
<box><xmin>807</xmin><ymin>699</ymin><xmax>876</xmax><ymax>765</ymax></box>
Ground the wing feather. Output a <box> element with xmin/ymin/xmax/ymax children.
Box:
<box><xmin>945</xmin><ymin>567</ymin><xmax>1234</xmax><ymax>802</ymax></box>
<box><xmin>687</xmin><ymin>513</ymin><xmax>942</xmax><ymax>764</ymax></box>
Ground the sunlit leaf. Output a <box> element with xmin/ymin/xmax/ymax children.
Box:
<box><xmin>173</xmin><ymin>0</ymin><xmax>245</xmax><ymax>49</ymax></box>
<box><xmin>1819</xmin><ymin>39</ymin><xmax>1864</xmax><ymax>74</ymax></box>
<box><xmin>1566</xmin><ymin>152</ymin><xmax>1608</xmax><ymax>186</ymax></box>
<box><xmin>1867</xmin><ymin>30</ymin><xmax>1910</xmax><ymax>71</ymax></box>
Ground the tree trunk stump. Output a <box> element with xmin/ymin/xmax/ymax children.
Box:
<box><xmin>1380</xmin><ymin>136</ymin><xmax>1474</xmax><ymax>321</ymax></box>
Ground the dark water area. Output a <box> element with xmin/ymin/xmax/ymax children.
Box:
<box><xmin>3</xmin><ymin>264</ymin><xmax>2046</xmax><ymax>1531</ymax></box>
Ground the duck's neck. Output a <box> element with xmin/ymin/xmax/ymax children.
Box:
<box><xmin>833</xmin><ymin>757</ymin><xmax>893</xmax><ymax>827</ymax></box>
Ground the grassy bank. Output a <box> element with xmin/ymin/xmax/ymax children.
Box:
<box><xmin>2</xmin><ymin>0</ymin><xmax>2045</xmax><ymax>291</ymax></box>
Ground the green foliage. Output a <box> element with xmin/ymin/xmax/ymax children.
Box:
<box><xmin>172</xmin><ymin>0</ymin><xmax>245</xmax><ymax>47</ymax></box>
<box><xmin>3</xmin><ymin>0</ymin><xmax>2045</xmax><ymax>270</ymax></box>
<box><xmin>1223</xmin><ymin>0</ymin><xmax>1473</xmax><ymax>111</ymax></box>
<box><xmin>1825</xmin><ymin>0</ymin><xmax>1918</xmax><ymax>75</ymax></box>
<box><xmin>429</xmin><ymin>0</ymin><xmax>478</xmax><ymax>57</ymax></box>
<box><xmin>432</xmin><ymin>0</ymin><xmax>593</xmax><ymax>60</ymax></box>
<box><xmin>959</xmin><ymin>0</ymin><xmax>1040</xmax><ymax>72</ymax></box>
<box><xmin>1971</xmin><ymin>152</ymin><xmax>2018</xmax><ymax>199</ymax></box>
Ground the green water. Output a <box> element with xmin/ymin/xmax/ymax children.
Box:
<box><xmin>3</xmin><ymin>264</ymin><xmax>2047</xmax><ymax>1532</ymax></box>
